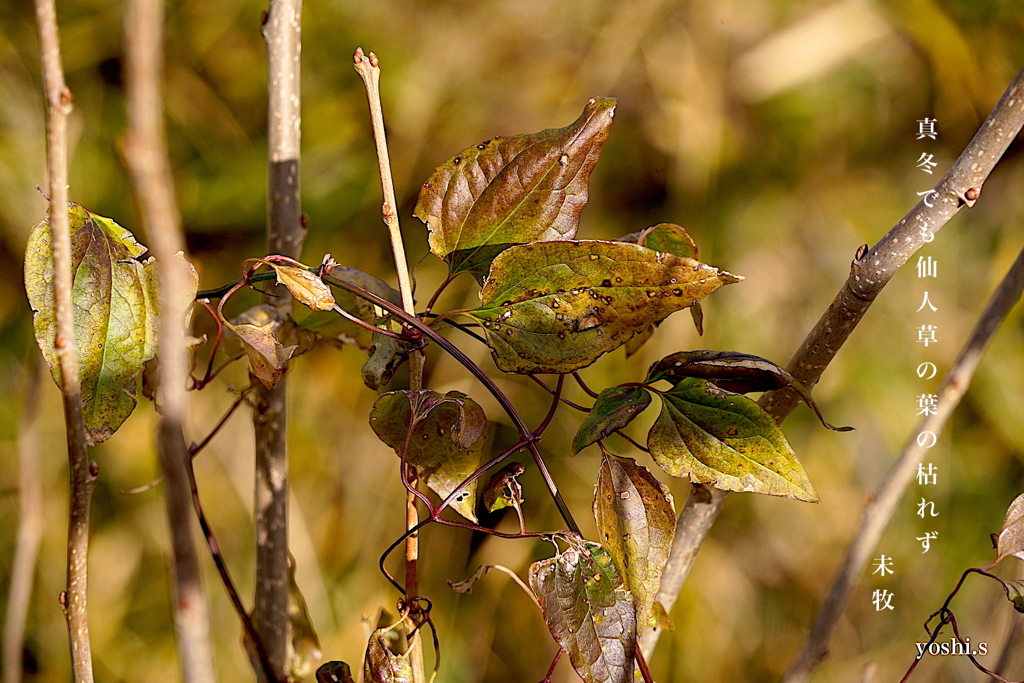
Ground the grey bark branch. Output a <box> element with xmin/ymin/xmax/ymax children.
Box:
<box><xmin>782</xmin><ymin>237</ymin><xmax>1024</xmax><ymax>683</ymax></box>
<box><xmin>33</xmin><ymin>1</ymin><xmax>96</xmax><ymax>680</ymax></box>
<box><xmin>641</xmin><ymin>64</ymin><xmax>1024</xmax><ymax>660</ymax></box>
<box><xmin>256</xmin><ymin>1</ymin><xmax>305</xmax><ymax>680</ymax></box>
<box><xmin>121</xmin><ymin>0</ymin><xmax>218</xmax><ymax>680</ymax></box>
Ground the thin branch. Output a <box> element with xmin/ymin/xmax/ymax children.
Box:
<box><xmin>353</xmin><ymin>48</ymin><xmax>427</xmax><ymax>682</ymax></box>
<box><xmin>33</xmin><ymin>0</ymin><xmax>96</xmax><ymax>680</ymax></box>
<box><xmin>3</xmin><ymin>362</ymin><xmax>44</xmax><ymax>683</ymax></box>
<box><xmin>256</xmin><ymin>1</ymin><xmax>305</xmax><ymax>679</ymax></box>
<box><xmin>641</xmin><ymin>64</ymin><xmax>1024</xmax><ymax>659</ymax></box>
<box><xmin>121</xmin><ymin>0</ymin><xmax>217</xmax><ymax>680</ymax></box>
<box><xmin>782</xmin><ymin>240</ymin><xmax>1024</xmax><ymax>683</ymax></box>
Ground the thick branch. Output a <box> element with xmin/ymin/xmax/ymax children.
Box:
<box><xmin>33</xmin><ymin>1</ymin><xmax>96</xmax><ymax>680</ymax></box>
<box><xmin>641</xmin><ymin>64</ymin><xmax>1024</xmax><ymax>659</ymax></box>
<box><xmin>256</xmin><ymin>1</ymin><xmax>304</xmax><ymax>680</ymax></box>
<box><xmin>783</xmin><ymin>240</ymin><xmax>1024</xmax><ymax>683</ymax></box>
<box><xmin>121</xmin><ymin>0</ymin><xmax>217</xmax><ymax>680</ymax></box>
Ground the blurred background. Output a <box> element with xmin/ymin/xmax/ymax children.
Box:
<box><xmin>3</xmin><ymin>0</ymin><xmax>1024</xmax><ymax>681</ymax></box>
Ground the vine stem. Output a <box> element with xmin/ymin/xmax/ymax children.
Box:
<box><xmin>33</xmin><ymin>1</ymin><xmax>96</xmax><ymax>680</ymax></box>
<box><xmin>353</xmin><ymin>47</ymin><xmax>426</xmax><ymax>683</ymax></box>
<box><xmin>641</xmin><ymin>63</ymin><xmax>1024</xmax><ymax>661</ymax></box>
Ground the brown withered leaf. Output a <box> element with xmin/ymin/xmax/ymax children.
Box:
<box><xmin>415</xmin><ymin>97</ymin><xmax>617</xmax><ymax>281</ymax></box>
<box><xmin>529</xmin><ymin>539</ymin><xmax>636</xmax><ymax>683</ymax></box>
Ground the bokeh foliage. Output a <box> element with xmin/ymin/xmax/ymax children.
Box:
<box><xmin>2</xmin><ymin>1</ymin><xmax>1024</xmax><ymax>681</ymax></box>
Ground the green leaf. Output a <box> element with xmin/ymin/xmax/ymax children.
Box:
<box><xmin>363</xmin><ymin>629</ymin><xmax>413</xmax><ymax>683</ymax></box>
<box><xmin>1003</xmin><ymin>580</ymin><xmax>1024</xmax><ymax>614</ymax></box>
<box><xmin>593</xmin><ymin>454</ymin><xmax>676</xmax><ymax>630</ymax></box>
<box><xmin>414</xmin><ymin>97</ymin><xmax>617</xmax><ymax>281</ymax></box>
<box><xmin>646</xmin><ymin>350</ymin><xmax>853</xmax><ymax>431</ymax></box>
<box><xmin>648</xmin><ymin>378</ymin><xmax>818</xmax><ymax>501</ymax></box>
<box><xmin>481</xmin><ymin>461</ymin><xmax>525</xmax><ymax>513</ymax></box>
<box><xmin>316</xmin><ymin>662</ymin><xmax>356</xmax><ymax>683</ymax></box>
<box><xmin>24</xmin><ymin>203</ymin><xmax>177</xmax><ymax>444</ymax></box>
<box><xmin>464</xmin><ymin>240</ymin><xmax>741</xmax><ymax>374</ymax></box>
<box><xmin>529</xmin><ymin>539</ymin><xmax>636</xmax><ymax>683</ymax></box>
<box><xmin>572</xmin><ymin>386</ymin><xmax>652</xmax><ymax>454</ymax></box>
<box><xmin>369</xmin><ymin>390</ymin><xmax>489</xmax><ymax>522</ymax></box>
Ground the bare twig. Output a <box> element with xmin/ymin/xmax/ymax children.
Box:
<box><xmin>255</xmin><ymin>1</ymin><xmax>305</xmax><ymax>679</ymax></box>
<box><xmin>3</xmin><ymin>362</ymin><xmax>44</xmax><ymax>683</ymax></box>
<box><xmin>120</xmin><ymin>0</ymin><xmax>217</xmax><ymax>680</ymax></box>
<box><xmin>353</xmin><ymin>47</ymin><xmax>427</xmax><ymax>683</ymax></box>
<box><xmin>782</xmin><ymin>241</ymin><xmax>1024</xmax><ymax>683</ymax></box>
<box><xmin>641</xmin><ymin>64</ymin><xmax>1024</xmax><ymax>659</ymax></box>
<box><xmin>33</xmin><ymin>1</ymin><xmax>96</xmax><ymax>680</ymax></box>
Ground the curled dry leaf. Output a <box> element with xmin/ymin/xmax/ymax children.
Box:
<box><xmin>466</xmin><ymin>240</ymin><xmax>741</xmax><ymax>374</ymax></box>
<box><xmin>364</xmin><ymin>629</ymin><xmax>413</xmax><ymax>683</ymax></box>
<box><xmin>594</xmin><ymin>454</ymin><xmax>676</xmax><ymax>630</ymax></box>
<box><xmin>24</xmin><ymin>203</ymin><xmax>197</xmax><ymax>443</ymax></box>
<box><xmin>481</xmin><ymin>461</ymin><xmax>526</xmax><ymax>513</ymax></box>
<box><xmin>647</xmin><ymin>350</ymin><xmax>853</xmax><ymax>431</ymax></box>
<box><xmin>415</xmin><ymin>97</ymin><xmax>617</xmax><ymax>281</ymax></box>
<box><xmin>648</xmin><ymin>378</ymin><xmax>818</xmax><ymax>502</ymax></box>
<box><xmin>529</xmin><ymin>539</ymin><xmax>636</xmax><ymax>683</ymax></box>
<box><xmin>996</xmin><ymin>492</ymin><xmax>1024</xmax><ymax>563</ymax></box>
<box><xmin>225</xmin><ymin>305</ymin><xmax>296</xmax><ymax>390</ymax></box>
<box><xmin>269</xmin><ymin>262</ymin><xmax>335</xmax><ymax>311</ymax></box>
<box><xmin>316</xmin><ymin>662</ymin><xmax>356</xmax><ymax>683</ymax></box>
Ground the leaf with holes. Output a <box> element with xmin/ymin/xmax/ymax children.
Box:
<box><xmin>529</xmin><ymin>539</ymin><xmax>636</xmax><ymax>683</ymax></box>
<box><xmin>24</xmin><ymin>203</ymin><xmax>194</xmax><ymax>444</ymax></box>
<box><xmin>649</xmin><ymin>378</ymin><xmax>818</xmax><ymax>501</ymax></box>
<box><xmin>594</xmin><ymin>454</ymin><xmax>676</xmax><ymax>630</ymax></box>
<box><xmin>464</xmin><ymin>240</ymin><xmax>741</xmax><ymax>374</ymax></box>
<box><xmin>363</xmin><ymin>629</ymin><xmax>413</xmax><ymax>683</ymax></box>
<box><xmin>997</xmin><ymin>493</ymin><xmax>1024</xmax><ymax>564</ymax></box>
<box><xmin>647</xmin><ymin>350</ymin><xmax>852</xmax><ymax>431</ymax></box>
<box><xmin>572</xmin><ymin>386</ymin><xmax>652</xmax><ymax>454</ymax></box>
<box><xmin>369</xmin><ymin>390</ymin><xmax>489</xmax><ymax>522</ymax></box>
<box><xmin>414</xmin><ymin>97</ymin><xmax>617</xmax><ymax>281</ymax></box>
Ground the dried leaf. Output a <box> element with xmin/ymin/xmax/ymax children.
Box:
<box><xmin>316</xmin><ymin>662</ymin><xmax>356</xmax><ymax>683</ymax></box>
<box><xmin>364</xmin><ymin>629</ymin><xmax>413</xmax><ymax>683</ymax></box>
<box><xmin>647</xmin><ymin>350</ymin><xmax>853</xmax><ymax>431</ymax></box>
<box><xmin>370</xmin><ymin>390</ymin><xmax>489</xmax><ymax>522</ymax></box>
<box><xmin>648</xmin><ymin>378</ymin><xmax>818</xmax><ymax>501</ymax></box>
<box><xmin>465</xmin><ymin>240</ymin><xmax>741</xmax><ymax>374</ymax></box>
<box><xmin>361</xmin><ymin>334</ymin><xmax>414</xmax><ymax>391</ymax></box>
<box><xmin>415</xmin><ymin>97</ymin><xmax>617</xmax><ymax>280</ymax></box>
<box><xmin>226</xmin><ymin>307</ymin><xmax>297</xmax><ymax>390</ymax></box>
<box><xmin>24</xmin><ymin>203</ymin><xmax>181</xmax><ymax>443</ymax></box>
<box><xmin>529</xmin><ymin>539</ymin><xmax>636</xmax><ymax>683</ymax></box>
<box><xmin>572</xmin><ymin>386</ymin><xmax>652</xmax><ymax>454</ymax></box>
<box><xmin>997</xmin><ymin>493</ymin><xmax>1024</xmax><ymax>563</ymax></box>
<box><xmin>481</xmin><ymin>462</ymin><xmax>525</xmax><ymax>513</ymax></box>
<box><xmin>299</xmin><ymin>267</ymin><xmax>402</xmax><ymax>350</ymax></box>
<box><xmin>593</xmin><ymin>454</ymin><xmax>676</xmax><ymax>630</ymax></box>
<box><xmin>269</xmin><ymin>263</ymin><xmax>335</xmax><ymax>311</ymax></box>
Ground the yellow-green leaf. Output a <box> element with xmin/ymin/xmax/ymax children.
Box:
<box><xmin>465</xmin><ymin>240</ymin><xmax>741</xmax><ymax>374</ymax></box>
<box><xmin>593</xmin><ymin>454</ymin><xmax>676</xmax><ymax>630</ymax></box>
<box><xmin>24</xmin><ymin>203</ymin><xmax>167</xmax><ymax>444</ymax></box>
<box><xmin>648</xmin><ymin>378</ymin><xmax>818</xmax><ymax>501</ymax></box>
<box><xmin>572</xmin><ymin>386</ymin><xmax>652</xmax><ymax>454</ymax></box>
